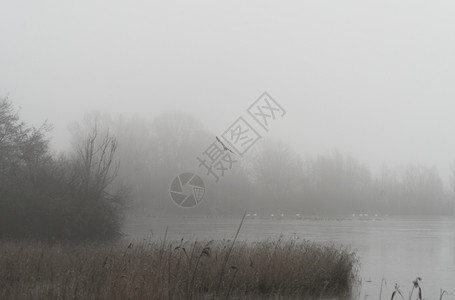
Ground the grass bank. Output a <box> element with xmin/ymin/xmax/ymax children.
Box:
<box><xmin>0</xmin><ymin>237</ymin><xmax>357</xmax><ymax>299</ymax></box>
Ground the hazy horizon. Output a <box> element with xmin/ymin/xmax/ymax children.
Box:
<box><xmin>2</xmin><ymin>0</ymin><xmax>455</xmax><ymax>182</ymax></box>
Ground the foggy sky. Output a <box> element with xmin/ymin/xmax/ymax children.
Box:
<box><xmin>1</xmin><ymin>0</ymin><xmax>455</xmax><ymax>181</ymax></box>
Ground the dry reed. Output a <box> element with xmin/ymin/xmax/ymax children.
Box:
<box><xmin>0</xmin><ymin>237</ymin><xmax>357</xmax><ymax>300</ymax></box>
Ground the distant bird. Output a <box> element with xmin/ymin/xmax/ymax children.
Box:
<box><xmin>216</xmin><ymin>136</ymin><xmax>235</xmax><ymax>154</ymax></box>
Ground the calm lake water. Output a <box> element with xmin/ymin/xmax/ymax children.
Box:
<box><xmin>124</xmin><ymin>215</ymin><xmax>455</xmax><ymax>299</ymax></box>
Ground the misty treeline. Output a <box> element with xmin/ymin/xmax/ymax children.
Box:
<box><xmin>87</xmin><ymin>109</ymin><xmax>455</xmax><ymax>217</ymax></box>
<box><xmin>1</xmin><ymin>97</ymin><xmax>455</xmax><ymax>243</ymax></box>
<box><xmin>0</xmin><ymin>98</ymin><xmax>126</xmax><ymax>240</ymax></box>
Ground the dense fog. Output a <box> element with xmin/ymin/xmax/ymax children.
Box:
<box><xmin>76</xmin><ymin>111</ymin><xmax>455</xmax><ymax>216</ymax></box>
<box><xmin>3</xmin><ymin>98</ymin><xmax>454</xmax><ymax>225</ymax></box>
<box><xmin>2</xmin><ymin>1</ymin><xmax>455</xmax><ymax>223</ymax></box>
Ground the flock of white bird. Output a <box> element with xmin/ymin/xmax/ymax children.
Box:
<box><xmin>244</xmin><ymin>213</ymin><xmax>385</xmax><ymax>219</ymax></box>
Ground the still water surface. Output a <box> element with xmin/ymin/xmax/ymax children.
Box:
<box><xmin>124</xmin><ymin>215</ymin><xmax>455</xmax><ymax>299</ymax></box>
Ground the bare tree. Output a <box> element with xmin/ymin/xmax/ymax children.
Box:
<box><xmin>0</xmin><ymin>97</ymin><xmax>51</xmax><ymax>189</ymax></box>
<box><xmin>73</xmin><ymin>122</ymin><xmax>119</xmax><ymax>202</ymax></box>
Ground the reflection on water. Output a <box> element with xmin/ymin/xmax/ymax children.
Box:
<box><xmin>124</xmin><ymin>215</ymin><xmax>455</xmax><ymax>299</ymax></box>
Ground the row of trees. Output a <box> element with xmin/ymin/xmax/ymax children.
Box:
<box><xmin>1</xmin><ymin>97</ymin><xmax>454</xmax><ymax>241</ymax></box>
<box><xmin>90</xmin><ymin>111</ymin><xmax>455</xmax><ymax>216</ymax></box>
<box><xmin>0</xmin><ymin>98</ymin><xmax>125</xmax><ymax>240</ymax></box>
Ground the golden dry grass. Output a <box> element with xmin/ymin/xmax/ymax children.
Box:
<box><xmin>0</xmin><ymin>238</ymin><xmax>358</xmax><ymax>300</ymax></box>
